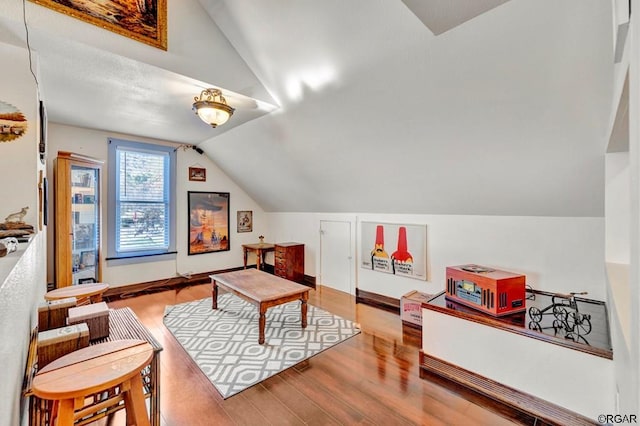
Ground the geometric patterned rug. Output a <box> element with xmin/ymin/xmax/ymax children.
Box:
<box><xmin>163</xmin><ymin>294</ymin><xmax>360</xmax><ymax>398</ymax></box>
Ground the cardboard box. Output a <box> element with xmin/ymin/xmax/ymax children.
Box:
<box><xmin>38</xmin><ymin>323</ymin><xmax>89</xmax><ymax>368</ymax></box>
<box><xmin>38</xmin><ymin>297</ymin><xmax>77</xmax><ymax>331</ymax></box>
<box><xmin>67</xmin><ymin>301</ymin><xmax>110</xmax><ymax>340</ymax></box>
<box><xmin>401</xmin><ymin>290</ymin><xmax>434</xmax><ymax>328</ymax></box>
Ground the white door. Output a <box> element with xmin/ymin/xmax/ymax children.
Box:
<box><xmin>319</xmin><ymin>220</ymin><xmax>353</xmax><ymax>294</ymax></box>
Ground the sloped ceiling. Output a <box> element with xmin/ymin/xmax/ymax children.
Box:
<box><xmin>198</xmin><ymin>0</ymin><xmax>613</xmax><ymax>216</ymax></box>
<box><xmin>401</xmin><ymin>0</ymin><xmax>510</xmax><ymax>35</ymax></box>
<box><xmin>0</xmin><ymin>0</ymin><xmax>613</xmax><ymax>216</ymax></box>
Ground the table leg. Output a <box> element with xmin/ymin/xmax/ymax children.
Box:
<box><xmin>150</xmin><ymin>354</ymin><xmax>160</xmax><ymax>426</ymax></box>
<box><xmin>243</xmin><ymin>248</ymin><xmax>248</xmax><ymax>269</ymax></box>
<box><xmin>259</xmin><ymin>305</ymin><xmax>266</xmax><ymax>344</ymax></box>
<box><xmin>123</xmin><ymin>376</ymin><xmax>151</xmax><ymax>426</ymax></box>
<box><xmin>256</xmin><ymin>249</ymin><xmax>262</xmax><ymax>270</ymax></box>
<box><xmin>56</xmin><ymin>398</ymin><xmax>75</xmax><ymax>426</ymax></box>
<box><xmin>301</xmin><ymin>293</ymin><xmax>308</xmax><ymax>329</ymax></box>
<box><xmin>212</xmin><ymin>281</ymin><xmax>218</xmax><ymax>309</ymax></box>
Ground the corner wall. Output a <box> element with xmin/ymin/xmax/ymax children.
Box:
<box><xmin>0</xmin><ymin>40</ymin><xmax>47</xmax><ymax>426</ymax></box>
<box><xmin>46</xmin><ymin>123</ymin><xmax>268</xmax><ymax>287</ymax></box>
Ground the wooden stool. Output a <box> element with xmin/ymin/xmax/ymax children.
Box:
<box><xmin>44</xmin><ymin>283</ymin><xmax>109</xmax><ymax>306</ymax></box>
<box><xmin>31</xmin><ymin>339</ymin><xmax>152</xmax><ymax>426</ymax></box>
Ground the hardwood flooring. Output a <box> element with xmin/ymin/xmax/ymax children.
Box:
<box><xmin>104</xmin><ymin>283</ymin><xmax>519</xmax><ymax>425</ymax></box>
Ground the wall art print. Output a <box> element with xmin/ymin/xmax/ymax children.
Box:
<box><xmin>237</xmin><ymin>210</ymin><xmax>252</xmax><ymax>233</ymax></box>
<box><xmin>0</xmin><ymin>101</ymin><xmax>27</xmax><ymax>143</ymax></box>
<box><xmin>188</xmin><ymin>191</ymin><xmax>230</xmax><ymax>255</ymax></box>
<box><xmin>360</xmin><ymin>221</ymin><xmax>427</xmax><ymax>281</ymax></box>
<box><xmin>188</xmin><ymin>167</ymin><xmax>206</xmax><ymax>182</ymax></box>
<box><xmin>29</xmin><ymin>0</ymin><xmax>167</xmax><ymax>50</ymax></box>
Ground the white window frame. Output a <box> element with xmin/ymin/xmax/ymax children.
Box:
<box><xmin>106</xmin><ymin>138</ymin><xmax>177</xmax><ymax>264</ymax></box>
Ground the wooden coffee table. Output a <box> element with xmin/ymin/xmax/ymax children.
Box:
<box><xmin>210</xmin><ymin>269</ymin><xmax>310</xmax><ymax>344</ymax></box>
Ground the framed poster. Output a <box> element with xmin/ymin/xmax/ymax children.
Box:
<box><xmin>360</xmin><ymin>221</ymin><xmax>427</xmax><ymax>280</ymax></box>
<box><xmin>237</xmin><ymin>210</ymin><xmax>253</xmax><ymax>233</ymax></box>
<box><xmin>29</xmin><ymin>0</ymin><xmax>168</xmax><ymax>50</ymax></box>
<box><xmin>188</xmin><ymin>191</ymin><xmax>230</xmax><ymax>255</ymax></box>
<box><xmin>188</xmin><ymin>167</ymin><xmax>206</xmax><ymax>182</ymax></box>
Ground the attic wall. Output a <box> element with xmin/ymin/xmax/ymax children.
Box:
<box><xmin>0</xmin><ymin>0</ymin><xmax>271</xmax><ymax>103</ymax></box>
<box><xmin>0</xmin><ymin>42</ymin><xmax>40</xmax><ymax>226</ymax></box>
<box><xmin>45</xmin><ymin>123</ymin><xmax>268</xmax><ymax>287</ymax></box>
<box><xmin>266</xmin><ymin>212</ymin><xmax>606</xmax><ymax>301</ymax></box>
<box><xmin>0</xmin><ymin>43</ymin><xmax>46</xmax><ymax>426</ymax></box>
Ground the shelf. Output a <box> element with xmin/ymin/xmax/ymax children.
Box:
<box><xmin>424</xmin><ymin>290</ymin><xmax>612</xmax><ymax>359</ymax></box>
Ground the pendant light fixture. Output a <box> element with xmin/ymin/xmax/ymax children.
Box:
<box><xmin>192</xmin><ymin>88</ymin><xmax>235</xmax><ymax>128</ymax></box>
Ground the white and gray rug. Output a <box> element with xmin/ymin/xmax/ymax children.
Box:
<box><xmin>163</xmin><ymin>294</ymin><xmax>360</xmax><ymax>399</ymax></box>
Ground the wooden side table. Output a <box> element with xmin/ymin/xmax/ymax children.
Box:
<box><xmin>242</xmin><ymin>243</ymin><xmax>275</xmax><ymax>271</ymax></box>
<box><xmin>44</xmin><ymin>283</ymin><xmax>109</xmax><ymax>305</ymax></box>
<box><xmin>32</xmin><ymin>339</ymin><xmax>153</xmax><ymax>426</ymax></box>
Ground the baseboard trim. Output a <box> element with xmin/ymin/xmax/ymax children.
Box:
<box><xmin>103</xmin><ymin>266</ymin><xmax>244</xmax><ymax>301</ymax></box>
<box><xmin>302</xmin><ymin>274</ymin><xmax>316</xmax><ymax>289</ymax></box>
<box><xmin>103</xmin><ymin>266</ymin><xmax>317</xmax><ymax>300</ymax></box>
<box><xmin>355</xmin><ymin>289</ymin><xmax>400</xmax><ymax>314</ymax></box>
<box><xmin>419</xmin><ymin>352</ymin><xmax>597</xmax><ymax>426</ymax></box>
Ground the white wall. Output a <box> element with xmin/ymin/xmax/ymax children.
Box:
<box><xmin>606</xmin><ymin>153</ymin><xmax>630</xmax><ymax>264</ymax></box>
<box><xmin>46</xmin><ymin>123</ymin><xmax>267</xmax><ymax>287</ymax></box>
<box><xmin>0</xmin><ymin>0</ymin><xmax>271</xmax><ymax>103</ymax></box>
<box><xmin>268</xmin><ymin>212</ymin><xmax>606</xmax><ymax>301</ymax></box>
<box><xmin>0</xmin><ymin>235</ymin><xmax>46</xmax><ymax>426</ymax></box>
<box><xmin>422</xmin><ymin>308</ymin><xmax>614</xmax><ymax>419</ymax></box>
<box><xmin>0</xmin><ymin>42</ymin><xmax>41</xmax><ymax>227</ymax></box>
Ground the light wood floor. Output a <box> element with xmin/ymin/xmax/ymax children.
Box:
<box><xmin>104</xmin><ymin>283</ymin><xmax>519</xmax><ymax>425</ymax></box>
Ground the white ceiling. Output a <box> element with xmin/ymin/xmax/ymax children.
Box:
<box><xmin>0</xmin><ymin>0</ymin><xmax>614</xmax><ymax>216</ymax></box>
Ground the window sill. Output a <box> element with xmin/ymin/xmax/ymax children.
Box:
<box><xmin>106</xmin><ymin>251</ymin><xmax>177</xmax><ymax>266</ymax></box>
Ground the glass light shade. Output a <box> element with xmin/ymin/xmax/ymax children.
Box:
<box><xmin>192</xmin><ymin>88</ymin><xmax>235</xmax><ymax>128</ymax></box>
<box><xmin>194</xmin><ymin>102</ymin><xmax>232</xmax><ymax>127</ymax></box>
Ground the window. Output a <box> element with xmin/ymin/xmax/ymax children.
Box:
<box><xmin>107</xmin><ymin>138</ymin><xmax>176</xmax><ymax>262</ymax></box>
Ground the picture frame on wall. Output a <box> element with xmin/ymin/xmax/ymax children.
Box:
<box><xmin>28</xmin><ymin>0</ymin><xmax>168</xmax><ymax>50</ymax></box>
<box><xmin>188</xmin><ymin>167</ymin><xmax>206</xmax><ymax>182</ymax></box>
<box><xmin>360</xmin><ymin>221</ymin><xmax>428</xmax><ymax>281</ymax></box>
<box><xmin>237</xmin><ymin>210</ymin><xmax>253</xmax><ymax>233</ymax></box>
<box><xmin>188</xmin><ymin>191</ymin><xmax>230</xmax><ymax>255</ymax></box>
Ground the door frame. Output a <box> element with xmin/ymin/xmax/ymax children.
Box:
<box><xmin>318</xmin><ymin>215</ymin><xmax>357</xmax><ymax>295</ymax></box>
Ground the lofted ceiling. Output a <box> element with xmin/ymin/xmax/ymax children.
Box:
<box><xmin>0</xmin><ymin>0</ymin><xmax>614</xmax><ymax>216</ymax></box>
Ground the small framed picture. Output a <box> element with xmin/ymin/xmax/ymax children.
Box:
<box><xmin>189</xmin><ymin>167</ymin><xmax>206</xmax><ymax>182</ymax></box>
<box><xmin>237</xmin><ymin>211</ymin><xmax>253</xmax><ymax>233</ymax></box>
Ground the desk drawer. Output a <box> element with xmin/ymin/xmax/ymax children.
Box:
<box><xmin>273</xmin><ymin>243</ymin><xmax>304</xmax><ymax>283</ymax></box>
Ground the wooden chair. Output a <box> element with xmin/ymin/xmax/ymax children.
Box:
<box><xmin>44</xmin><ymin>283</ymin><xmax>109</xmax><ymax>306</ymax></box>
<box><xmin>31</xmin><ymin>339</ymin><xmax>152</xmax><ymax>426</ymax></box>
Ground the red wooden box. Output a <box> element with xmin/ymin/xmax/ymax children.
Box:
<box><xmin>445</xmin><ymin>264</ymin><xmax>526</xmax><ymax>317</ymax></box>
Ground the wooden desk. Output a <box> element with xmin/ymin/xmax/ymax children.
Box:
<box><xmin>32</xmin><ymin>339</ymin><xmax>153</xmax><ymax>426</ymax></box>
<box><xmin>210</xmin><ymin>269</ymin><xmax>310</xmax><ymax>344</ymax></box>
<box><xmin>242</xmin><ymin>243</ymin><xmax>275</xmax><ymax>271</ymax></box>
<box><xmin>45</xmin><ymin>283</ymin><xmax>109</xmax><ymax>305</ymax></box>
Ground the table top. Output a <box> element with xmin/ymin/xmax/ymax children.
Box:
<box><xmin>211</xmin><ymin>269</ymin><xmax>309</xmax><ymax>302</ymax></box>
<box><xmin>44</xmin><ymin>283</ymin><xmax>109</xmax><ymax>300</ymax></box>
<box><xmin>32</xmin><ymin>339</ymin><xmax>153</xmax><ymax>400</ymax></box>
<box><xmin>242</xmin><ymin>243</ymin><xmax>275</xmax><ymax>250</ymax></box>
